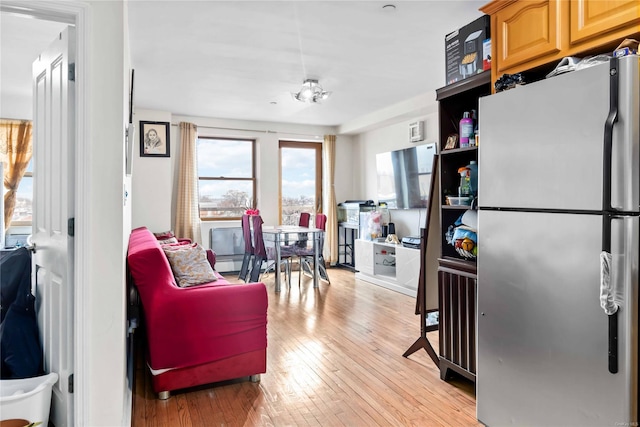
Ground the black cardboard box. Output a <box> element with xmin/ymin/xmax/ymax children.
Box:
<box><xmin>445</xmin><ymin>15</ymin><xmax>490</xmax><ymax>85</ymax></box>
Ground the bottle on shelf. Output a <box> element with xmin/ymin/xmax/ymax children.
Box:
<box><xmin>470</xmin><ymin>110</ymin><xmax>478</xmax><ymax>147</ymax></box>
<box><xmin>459</xmin><ymin>112</ymin><xmax>473</xmax><ymax>147</ymax></box>
<box><xmin>458</xmin><ymin>167</ymin><xmax>471</xmax><ymax>197</ymax></box>
<box><xmin>467</xmin><ymin>160</ymin><xmax>478</xmax><ymax>196</ymax></box>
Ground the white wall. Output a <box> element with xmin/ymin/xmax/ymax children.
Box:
<box><xmin>1</xmin><ymin>93</ymin><xmax>32</xmax><ymax>121</ymax></box>
<box><xmin>131</xmin><ymin>106</ymin><xmax>442</xmax><ymax>249</ymax></box>
<box><xmin>122</xmin><ymin>3</ymin><xmax>134</xmax><ymax>425</ymax></box>
<box><xmin>132</xmin><ymin>112</ymin><xmax>355</xmax><ymax>249</ymax></box>
<box><xmin>1</xmin><ymin>2</ymin><xmax>129</xmax><ymax>423</ymax></box>
<box><xmin>352</xmin><ymin>105</ymin><xmax>439</xmax><ymax>239</ymax></box>
<box><xmin>131</xmin><ymin>109</ymin><xmax>173</xmax><ymax>232</ymax></box>
<box><xmin>83</xmin><ymin>1</ymin><xmax>128</xmax><ymax>425</ymax></box>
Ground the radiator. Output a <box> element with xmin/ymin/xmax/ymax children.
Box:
<box><xmin>209</xmin><ymin>227</ymin><xmax>245</xmax><ymax>273</ymax></box>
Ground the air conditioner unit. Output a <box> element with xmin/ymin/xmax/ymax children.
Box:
<box><xmin>409</xmin><ymin>121</ymin><xmax>424</xmax><ymax>143</ymax></box>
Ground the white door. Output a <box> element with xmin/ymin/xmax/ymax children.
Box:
<box><xmin>32</xmin><ymin>26</ymin><xmax>75</xmax><ymax>427</ymax></box>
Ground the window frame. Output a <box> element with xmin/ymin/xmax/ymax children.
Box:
<box><xmin>197</xmin><ymin>136</ymin><xmax>256</xmax><ymax>221</ymax></box>
<box><xmin>278</xmin><ymin>140</ymin><xmax>323</xmax><ymax>225</ymax></box>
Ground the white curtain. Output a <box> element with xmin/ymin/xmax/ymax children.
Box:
<box><xmin>323</xmin><ymin>135</ymin><xmax>337</xmax><ymax>265</ymax></box>
<box><xmin>175</xmin><ymin>122</ymin><xmax>201</xmax><ymax>243</ymax></box>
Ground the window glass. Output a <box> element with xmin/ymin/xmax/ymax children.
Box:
<box><xmin>9</xmin><ymin>160</ymin><xmax>33</xmax><ymax>224</ymax></box>
<box><xmin>280</xmin><ymin>142</ymin><xmax>321</xmax><ymax>225</ymax></box>
<box><xmin>197</xmin><ymin>138</ymin><xmax>255</xmax><ymax>220</ymax></box>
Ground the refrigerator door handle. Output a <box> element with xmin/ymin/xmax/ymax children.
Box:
<box><xmin>599</xmin><ymin>248</ymin><xmax>619</xmax><ymax>374</ymax></box>
<box><xmin>602</xmin><ymin>56</ymin><xmax>619</xmax><ymax>213</ymax></box>
<box><xmin>600</xmin><ymin>57</ymin><xmax>621</xmax><ymax>375</ymax></box>
<box><xmin>600</xmin><ymin>250</ymin><xmax>620</xmax><ymax>375</ymax></box>
<box><xmin>608</xmin><ymin>312</ymin><xmax>618</xmax><ymax>374</ymax></box>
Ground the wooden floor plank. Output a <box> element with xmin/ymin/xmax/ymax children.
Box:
<box><xmin>132</xmin><ymin>268</ymin><xmax>479</xmax><ymax>426</ymax></box>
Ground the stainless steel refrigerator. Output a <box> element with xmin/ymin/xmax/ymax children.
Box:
<box><xmin>477</xmin><ymin>55</ymin><xmax>639</xmax><ymax>426</ymax></box>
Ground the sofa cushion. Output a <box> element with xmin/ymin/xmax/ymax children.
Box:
<box><xmin>157</xmin><ymin>236</ymin><xmax>178</xmax><ymax>245</ymax></box>
<box><xmin>153</xmin><ymin>230</ymin><xmax>179</xmax><ymax>245</ymax></box>
<box><xmin>153</xmin><ymin>230</ymin><xmax>175</xmax><ymax>239</ymax></box>
<box><xmin>162</xmin><ymin>243</ymin><xmax>217</xmax><ymax>287</ymax></box>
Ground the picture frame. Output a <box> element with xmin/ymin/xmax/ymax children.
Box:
<box><xmin>444</xmin><ymin>134</ymin><xmax>458</xmax><ymax>150</ymax></box>
<box><xmin>139</xmin><ymin>120</ymin><xmax>170</xmax><ymax>157</ymax></box>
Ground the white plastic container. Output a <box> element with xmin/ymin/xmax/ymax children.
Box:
<box><xmin>447</xmin><ymin>196</ymin><xmax>472</xmax><ymax>206</ymax></box>
<box><xmin>0</xmin><ymin>373</ymin><xmax>58</xmax><ymax>424</ymax></box>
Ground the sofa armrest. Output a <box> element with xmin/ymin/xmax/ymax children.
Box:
<box><xmin>143</xmin><ymin>281</ymin><xmax>267</xmax><ymax>370</ymax></box>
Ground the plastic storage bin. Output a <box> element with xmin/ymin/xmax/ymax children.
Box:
<box><xmin>0</xmin><ymin>373</ymin><xmax>58</xmax><ymax>424</ymax></box>
<box><xmin>446</xmin><ymin>196</ymin><xmax>472</xmax><ymax>206</ymax></box>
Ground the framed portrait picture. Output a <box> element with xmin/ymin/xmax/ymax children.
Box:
<box><xmin>444</xmin><ymin>134</ymin><xmax>458</xmax><ymax>150</ymax></box>
<box><xmin>139</xmin><ymin>121</ymin><xmax>170</xmax><ymax>157</ymax></box>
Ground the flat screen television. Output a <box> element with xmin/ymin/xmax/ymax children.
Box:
<box><xmin>376</xmin><ymin>143</ymin><xmax>437</xmax><ymax>209</ymax></box>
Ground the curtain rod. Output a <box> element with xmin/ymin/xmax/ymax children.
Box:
<box><xmin>170</xmin><ymin>123</ymin><xmax>323</xmax><ymax>139</ymax></box>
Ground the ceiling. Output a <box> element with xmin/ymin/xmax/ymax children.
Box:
<box><xmin>2</xmin><ymin>1</ymin><xmax>487</xmax><ymax>130</ymax></box>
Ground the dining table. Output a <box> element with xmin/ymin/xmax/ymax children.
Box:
<box><xmin>261</xmin><ymin>225</ymin><xmax>322</xmax><ymax>292</ymax></box>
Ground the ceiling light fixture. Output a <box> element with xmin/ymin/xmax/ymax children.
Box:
<box><xmin>291</xmin><ymin>79</ymin><xmax>331</xmax><ymax>104</ymax></box>
<box><xmin>291</xmin><ymin>4</ymin><xmax>331</xmax><ymax>105</ymax></box>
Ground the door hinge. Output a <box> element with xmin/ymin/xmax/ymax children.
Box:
<box><xmin>68</xmin><ymin>218</ymin><xmax>75</xmax><ymax>237</ymax></box>
<box><xmin>68</xmin><ymin>63</ymin><xmax>76</xmax><ymax>81</ymax></box>
<box><xmin>68</xmin><ymin>373</ymin><xmax>74</xmax><ymax>393</ymax></box>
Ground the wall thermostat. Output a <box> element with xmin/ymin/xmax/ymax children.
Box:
<box><xmin>409</xmin><ymin>121</ymin><xmax>424</xmax><ymax>143</ymax></box>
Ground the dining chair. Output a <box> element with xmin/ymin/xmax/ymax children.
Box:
<box><xmin>298</xmin><ymin>213</ymin><xmax>330</xmax><ymax>285</ymax></box>
<box><xmin>280</xmin><ymin>212</ymin><xmax>311</xmax><ymax>285</ymax></box>
<box><xmin>249</xmin><ymin>215</ymin><xmax>294</xmax><ymax>287</ymax></box>
<box><xmin>238</xmin><ymin>214</ymin><xmax>254</xmax><ymax>282</ymax></box>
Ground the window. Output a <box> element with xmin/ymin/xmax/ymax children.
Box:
<box><xmin>197</xmin><ymin>137</ymin><xmax>255</xmax><ymax>220</ymax></box>
<box><xmin>279</xmin><ymin>141</ymin><xmax>322</xmax><ymax>225</ymax></box>
<box><xmin>6</xmin><ymin>160</ymin><xmax>33</xmax><ymax>226</ymax></box>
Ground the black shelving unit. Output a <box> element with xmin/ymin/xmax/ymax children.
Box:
<box><xmin>435</xmin><ymin>71</ymin><xmax>491</xmax><ymax>383</ymax></box>
<box><xmin>337</xmin><ymin>223</ymin><xmax>358</xmax><ymax>271</ymax></box>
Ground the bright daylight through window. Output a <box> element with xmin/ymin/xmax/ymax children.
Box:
<box><xmin>9</xmin><ymin>160</ymin><xmax>33</xmax><ymax>225</ymax></box>
<box><xmin>197</xmin><ymin>137</ymin><xmax>255</xmax><ymax>220</ymax></box>
<box><xmin>280</xmin><ymin>141</ymin><xmax>322</xmax><ymax>225</ymax></box>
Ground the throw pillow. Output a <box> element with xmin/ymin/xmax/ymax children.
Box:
<box><xmin>153</xmin><ymin>230</ymin><xmax>175</xmax><ymax>240</ymax></box>
<box><xmin>157</xmin><ymin>237</ymin><xmax>178</xmax><ymax>245</ymax></box>
<box><xmin>162</xmin><ymin>243</ymin><xmax>217</xmax><ymax>287</ymax></box>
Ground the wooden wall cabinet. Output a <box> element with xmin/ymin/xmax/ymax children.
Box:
<box><xmin>570</xmin><ymin>0</ymin><xmax>640</xmax><ymax>46</ymax></box>
<box><xmin>481</xmin><ymin>0</ymin><xmax>640</xmax><ymax>88</ymax></box>
<box><xmin>490</xmin><ymin>0</ymin><xmax>563</xmax><ymax>75</ymax></box>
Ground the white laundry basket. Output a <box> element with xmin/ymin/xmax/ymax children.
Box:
<box><xmin>0</xmin><ymin>373</ymin><xmax>58</xmax><ymax>424</ymax></box>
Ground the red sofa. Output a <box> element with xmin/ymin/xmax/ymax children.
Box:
<box><xmin>127</xmin><ymin>227</ymin><xmax>268</xmax><ymax>399</ymax></box>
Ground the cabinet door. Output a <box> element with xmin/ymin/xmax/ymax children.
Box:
<box><xmin>570</xmin><ymin>0</ymin><xmax>640</xmax><ymax>46</ymax></box>
<box><xmin>354</xmin><ymin>239</ymin><xmax>373</xmax><ymax>275</ymax></box>
<box><xmin>494</xmin><ymin>0</ymin><xmax>562</xmax><ymax>72</ymax></box>
<box><xmin>395</xmin><ymin>246</ymin><xmax>420</xmax><ymax>292</ymax></box>
<box><xmin>438</xmin><ymin>267</ymin><xmax>477</xmax><ymax>381</ymax></box>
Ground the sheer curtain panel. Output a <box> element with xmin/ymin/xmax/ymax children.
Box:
<box><xmin>175</xmin><ymin>122</ymin><xmax>201</xmax><ymax>243</ymax></box>
<box><xmin>1</xmin><ymin>119</ymin><xmax>33</xmax><ymax>231</ymax></box>
<box><xmin>323</xmin><ymin>135</ymin><xmax>337</xmax><ymax>265</ymax></box>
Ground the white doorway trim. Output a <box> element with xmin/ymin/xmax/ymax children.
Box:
<box><xmin>1</xmin><ymin>1</ymin><xmax>90</xmax><ymax>424</ymax></box>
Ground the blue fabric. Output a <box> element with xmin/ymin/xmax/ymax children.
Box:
<box><xmin>451</xmin><ymin>228</ymin><xmax>477</xmax><ymax>244</ymax></box>
<box><xmin>0</xmin><ymin>247</ymin><xmax>43</xmax><ymax>379</ymax></box>
<box><xmin>0</xmin><ymin>247</ymin><xmax>31</xmax><ymax>323</ymax></box>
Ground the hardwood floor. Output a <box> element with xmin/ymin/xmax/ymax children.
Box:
<box><xmin>132</xmin><ymin>268</ymin><xmax>479</xmax><ymax>427</ymax></box>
